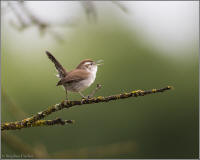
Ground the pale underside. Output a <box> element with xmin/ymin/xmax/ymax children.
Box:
<box><xmin>63</xmin><ymin>77</ymin><xmax>95</xmax><ymax>92</ymax></box>
<box><xmin>60</xmin><ymin>67</ymin><xmax>97</xmax><ymax>92</ymax></box>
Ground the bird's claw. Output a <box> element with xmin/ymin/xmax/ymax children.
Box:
<box><xmin>81</xmin><ymin>96</ymin><xmax>88</xmax><ymax>100</ymax></box>
<box><xmin>80</xmin><ymin>84</ymin><xmax>102</xmax><ymax>101</ymax></box>
<box><xmin>81</xmin><ymin>96</ymin><xmax>91</xmax><ymax>100</ymax></box>
<box><xmin>87</xmin><ymin>95</ymin><xmax>91</xmax><ymax>99</ymax></box>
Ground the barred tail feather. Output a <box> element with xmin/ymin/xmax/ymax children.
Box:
<box><xmin>46</xmin><ymin>51</ymin><xmax>67</xmax><ymax>78</ymax></box>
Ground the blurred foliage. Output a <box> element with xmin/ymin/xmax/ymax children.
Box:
<box><xmin>1</xmin><ymin>2</ymin><xmax>199</xmax><ymax>159</ymax></box>
<box><xmin>3</xmin><ymin>1</ymin><xmax>127</xmax><ymax>42</ymax></box>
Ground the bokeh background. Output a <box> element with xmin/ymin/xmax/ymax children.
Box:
<box><xmin>1</xmin><ymin>1</ymin><xmax>199</xmax><ymax>159</ymax></box>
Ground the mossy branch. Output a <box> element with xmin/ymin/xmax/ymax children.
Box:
<box><xmin>1</xmin><ymin>86</ymin><xmax>172</xmax><ymax>131</ymax></box>
<box><xmin>1</xmin><ymin>118</ymin><xmax>74</xmax><ymax>131</ymax></box>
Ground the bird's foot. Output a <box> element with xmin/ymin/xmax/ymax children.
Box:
<box><xmin>86</xmin><ymin>95</ymin><xmax>92</xmax><ymax>99</ymax></box>
<box><xmin>81</xmin><ymin>97</ymin><xmax>87</xmax><ymax>100</ymax></box>
<box><xmin>81</xmin><ymin>96</ymin><xmax>91</xmax><ymax>102</ymax></box>
<box><xmin>81</xmin><ymin>96</ymin><xmax>89</xmax><ymax>104</ymax></box>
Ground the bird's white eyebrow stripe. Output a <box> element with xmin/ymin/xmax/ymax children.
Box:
<box><xmin>84</xmin><ymin>62</ymin><xmax>91</xmax><ymax>65</ymax></box>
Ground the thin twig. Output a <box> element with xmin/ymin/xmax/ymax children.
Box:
<box><xmin>81</xmin><ymin>1</ymin><xmax>97</xmax><ymax>22</ymax></box>
<box><xmin>88</xmin><ymin>84</ymin><xmax>102</xmax><ymax>98</ymax></box>
<box><xmin>7</xmin><ymin>2</ymin><xmax>30</xmax><ymax>30</ymax></box>
<box><xmin>6</xmin><ymin>1</ymin><xmax>74</xmax><ymax>41</ymax></box>
<box><xmin>112</xmin><ymin>1</ymin><xmax>129</xmax><ymax>13</ymax></box>
<box><xmin>1</xmin><ymin>86</ymin><xmax>172</xmax><ymax>131</ymax></box>
<box><xmin>1</xmin><ymin>118</ymin><xmax>74</xmax><ymax>131</ymax></box>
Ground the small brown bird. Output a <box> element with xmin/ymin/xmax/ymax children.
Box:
<box><xmin>45</xmin><ymin>51</ymin><xmax>103</xmax><ymax>99</ymax></box>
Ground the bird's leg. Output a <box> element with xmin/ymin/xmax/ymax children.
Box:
<box><xmin>88</xmin><ymin>84</ymin><xmax>102</xmax><ymax>98</ymax></box>
<box><xmin>65</xmin><ymin>89</ymin><xmax>68</xmax><ymax>100</ymax></box>
<box><xmin>79</xmin><ymin>91</ymin><xmax>87</xmax><ymax>99</ymax></box>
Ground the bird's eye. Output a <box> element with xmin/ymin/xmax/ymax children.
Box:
<box><xmin>84</xmin><ymin>62</ymin><xmax>93</xmax><ymax>67</ymax></box>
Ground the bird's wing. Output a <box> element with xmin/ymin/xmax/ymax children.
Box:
<box><xmin>56</xmin><ymin>69</ymin><xmax>90</xmax><ymax>86</ymax></box>
<box><xmin>46</xmin><ymin>51</ymin><xmax>68</xmax><ymax>78</ymax></box>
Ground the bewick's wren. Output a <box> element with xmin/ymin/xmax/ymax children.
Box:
<box><xmin>45</xmin><ymin>51</ymin><xmax>103</xmax><ymax>99</ymax></box>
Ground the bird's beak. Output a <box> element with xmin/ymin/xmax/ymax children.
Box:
<box><xmin>96</xmin><ymin>59</ymin><xmax>104</xmax><ymax>66</ymax></box>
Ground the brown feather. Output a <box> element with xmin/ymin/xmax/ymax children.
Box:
<box><xmin>56</xmin><ymin>69</ymin><xmax>90</xmax><ymax>86</ymax></box>
<box><xmin>76</xmin><ymin>59</ymin><xmax>94</xmax><ymax>69</ymax></box>
<box><xmin>46</xmin><ymin>51</ymin><xmax>68</xmax><ymax>78</ymax></box>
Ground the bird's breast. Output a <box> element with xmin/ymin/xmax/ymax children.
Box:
<box><xmin>65</xmin><ymin>73</ymin><xmax>96</xmax><ymax>92</ymax></box>
<box><xmin>83</xmin><ymin>73</ymin><xmax>96</xmax><ymax>87</ymax></box>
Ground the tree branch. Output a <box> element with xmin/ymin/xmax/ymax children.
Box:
<box><xmin>1</xmin><ymin>118</ymin><xmax>74</xmax><ymax>131</ymax></box>
<box><xmin>1</xmin><ymin>86</ymin><xmax>172</xmax><ymax>131</ymax></box>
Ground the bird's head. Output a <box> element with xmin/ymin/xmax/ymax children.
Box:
<box><xmin>76</xmin><ymin>59</ymin><xmax>103</xmax><ymax>73</ymax></box>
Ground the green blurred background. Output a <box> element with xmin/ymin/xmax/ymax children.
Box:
<box><xmin>1</xmin><ymin>1</ymin><xmax>199</xmax><ymax>159</ymax></box>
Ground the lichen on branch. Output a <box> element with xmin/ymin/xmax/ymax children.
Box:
<box><xmin>1</xmin><ymin>86</ymin><xmax>172</xmax><ymax>131</ymax></box>
<box><xmin>1</xmin><ymin>118</ymin><xmax>74</xmax><ymax>131</ymax></box>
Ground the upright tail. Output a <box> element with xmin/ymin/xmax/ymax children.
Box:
<box><xmin>45</xmin><ymin>51</ymin><xmax>68</xmax><ymax>78</ymax></box>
